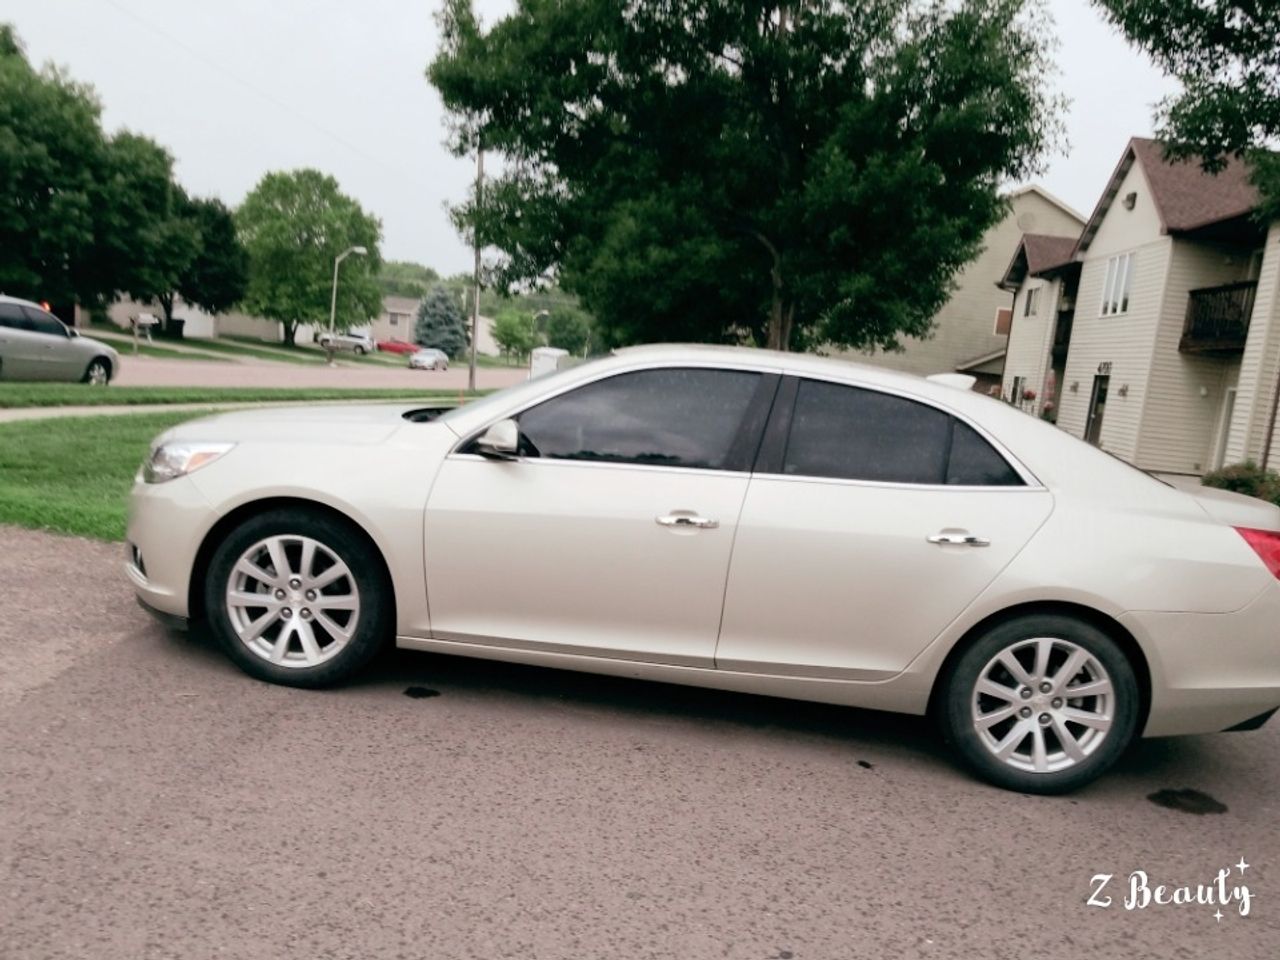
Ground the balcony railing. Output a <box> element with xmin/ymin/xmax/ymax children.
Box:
<box><xmin>1180</xmin><ymin>280</ymin><xmax>1258</xmax><ymax>354</ymax></box>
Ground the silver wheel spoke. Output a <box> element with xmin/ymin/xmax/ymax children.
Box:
<box><xmin>270</xmin><ymin>622</ymin><xmax>294</xmax><ymax>663</ymax></box>
<box><xmin>1053</xmin><ymin>648</ymin><xmax>1089</xmax><ymax>692</ymax></box>
<box><xmin>310</xmin><ymin>565</ymin><xmax>349</xmax><ymax>590</ymax></box>
<box><xmin>1053</xmin><ymin>717</ymin><xmax>1087</xmax><ymax>762</ymax></box>
<box><xmin>315</xmin><ymin>611</ymin><xmax>353</xmax><ymax>642</ymax></box>
<box><xmin>1064</xmin><ymin>678</ymin><xmax>1112</xmax><ymax>699</ymax></box>
<box><xmin>997</xmin><ymin>651</ymin><xmax>1033</xmax><ymax>688</ymax></box>
<box><xmin>315</xmin><ymin>595</ymin><xmax>358</xmax><ymax>611</ymax></box>
<box><xmin>297</xmin><ymin>620</ymin><xmax>322</xmax><ymax>665</ymax></box>
<box><xmin>265</xmin><ymin>538</ymin><xmax>291</xmax><ymax>581</ymax></box>
<box><xmin>299</xmin><ymin>539</ymin><xmax>316</xmax><ymax>580</ymax></box>
<box><xmin>975</xmin><ymin>704</ymin><xmax>1017</xmax><ymax>730</ymax></box>
<box><xmin>976</xmin><ymin>678</ymin><xmax>1020</xmax><ymax>704</ymax></box>
<box><xmin>1061</xmin><ymin>706</ymin><xmax>1110</xmax><ymax>730</ymax></box>
<box><xmin>1032</xmin><ymin>638</ymin><xmax>1052</xmax><ymax>683</ymax></box>
<box><xmin>1031</xmin><ymin>725</ymin><xmax>1049</xmax><ymax>772</ymax></box>
<box><xmin>235</xmin><ymin>558</ymin><xmax>278</xmax><ymax>586</ymax></box>
<box><xmin>239</xmin><ymin>610</ymin><xmax>276</xmax><ymax>644</ymax></box>
<box><xmin>228</xmin><ymin>590</ymin><xmax>279</xmax><ymax>609</ymax></box>
<box><xmin>993</xmin><ymin>720</ymin><xmax>1031</xmax><ymax>760</ymax></box>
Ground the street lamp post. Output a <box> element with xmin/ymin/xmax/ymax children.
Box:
<box><xmin>327</xmin><ymin>245</ymin><xmax>368</xmax><ymax>365</ymax></box>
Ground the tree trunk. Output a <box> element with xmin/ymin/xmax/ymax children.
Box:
<box><xmin>158</xmin><ymin>292</ymin><xmax>174</xmax><ymax>333</ymax></box>
<box><xmin>283</xmin><ymin>321</ymin><xmax>297</xmax><ymax>347</ymax></box>
<box><xmin>753</xmin><ymin>230</ymin><xmax>790</xmax><ymax>351</ymax></box>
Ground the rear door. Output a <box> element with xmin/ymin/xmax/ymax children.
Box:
<box><xmin>21</xmin><ymin>306</ymin><xmax>81</xmax><ymax>380</ymax></box>
<box><xmin>0</xmin><ymin>302</ymin><xmax>39</xmax><ymax>380</ymax></box>
<box><xmin>715</xmin><ymin>377</ymin><xmax>1053</xmax><ymax>679</ymax></box>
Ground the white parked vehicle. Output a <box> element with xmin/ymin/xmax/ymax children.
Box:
<box><xmin>0</xmin><ymin>294</ymin><xmax>119</xmax><ymax>384</ymax></box>
<box><xmin>126</xmin><ymin>345</ymin><xmax>1280</xmax><ymax>792</ymax></box>
<box><xmin>316</xmin><ymin>331</ymin><xmax>375</xmax><ymax>354</ymax></box>
<box><xmin>409</xmin><ymin>348</ymin><xmax>449</xmax><ymax>371</ymax></box>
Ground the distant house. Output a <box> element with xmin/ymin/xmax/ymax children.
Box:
<box><xmin>366</xmin><ymin>295</ymin><xmax>500</xmax><ymax>356</ymax></box>
<box><xmin>1001</xmin><ymin>137</ymin><xmax>1277</xmax><ymax>475</ymax></box>
<box><xmin>852</xmin><ymin>186</ymin><xmax>1085</xmax><ymax>392</ymax></box>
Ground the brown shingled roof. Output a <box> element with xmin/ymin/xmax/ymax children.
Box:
<box><xmin>1022</xmin><ymin>234</ymin><xmax>1078</xmax><ymax>275</ymax></box>
<box><xmin>1130</xmin><ymin>138</ymin><xmax>1260</xmax><ymax>232</ymax></box>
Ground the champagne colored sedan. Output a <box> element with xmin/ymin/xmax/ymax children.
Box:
<box><xmin>125</xmin><ymin>345</ymin><xmax>1280</xmax><ymax>792</ymax></box>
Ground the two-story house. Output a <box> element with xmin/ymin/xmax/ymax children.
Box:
<box><xmin>855</xmin><ymin>186</ymin><xmax>1084</xmax><ymax>392</ymax></box>
<box><xmin>1002</xmin><ymin>138</ymin><xmax>1278</xmax><ymax>475</ymax></box>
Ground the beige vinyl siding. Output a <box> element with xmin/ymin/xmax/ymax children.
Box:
<box><xmin>1225</xmin><ymin>221</ymin><xmax>1280</xmax><ymax>466</ymax></box>
<box><xmin>1057</xmin><ymin>238</ymin><xmax>1171</xmax><ymax>459</ymax></box>
<box><xmin>1001</xmin><ymin>276</ymin><xmax>1060</xmax><ymax>409</ymax></box>
<box><xmin>1136</xmin><ymin>240</ymin><xmax>1252</xmax><ymax>473</ymax></box>
<box><xmin>853</xmin><ymin>189</ymin><xmax>1083</xmax><ymax>377</ymax></box>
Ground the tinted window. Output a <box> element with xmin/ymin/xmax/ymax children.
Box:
<box><xmin>20</xmin><ymin>306</ymin><xmax>65</xmax><ymax>337</ymax></box>
<box><xmin>783</xmin><ymin>379</ymin><xmax>1022</xmax><ymax>486</ymax></box>
<box><xmin>0</xmin><ymin>303</ymin><xmax>24</xmax><ymax>329</ymax></box>
<box><xmin>947</xmin><ymin>421</ymin><xmax>1022</xmax><ymax>486</ymax></box>
<box><xmin>515</xmin><ymin>368</ymin><xmax>761</xmax><ymax>470</ymax></box>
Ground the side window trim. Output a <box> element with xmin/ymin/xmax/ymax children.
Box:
<box><xmin>758</xmin><ymin>374</ymin><xmax>1037</xmax><ymax>488</ymax></box>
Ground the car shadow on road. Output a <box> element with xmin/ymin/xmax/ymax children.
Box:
<box><xmin>165</xmin><ymin>623</ymin><xmax>1237</xmax><ymax>794</ymax></box>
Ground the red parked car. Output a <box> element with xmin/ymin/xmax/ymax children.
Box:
<box><xmin>376</xmin><ymin>339</ymin><xmax>417</xmax><ymax>355</ymax></box>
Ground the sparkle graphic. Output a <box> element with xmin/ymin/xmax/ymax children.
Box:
<box><xmin>1214</xmin><ymin>909</ymin><xmax>1224</xmax><ymax>923</ymax></box>
<box><xmin>1236</xmin><ymin>857</ymin><xmax>1249</xmax><ymax>874</ymax></box>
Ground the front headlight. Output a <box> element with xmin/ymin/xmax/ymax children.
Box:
<box><xmin>143</xmin><ymin>442</ymin><xmax>235</xmax><ymax>484</ymax></box>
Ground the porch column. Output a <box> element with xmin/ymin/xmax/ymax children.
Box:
<box><xmin>1225</xmin><ymin>221</ymin><xmax>1280</xmax><ymax>467</ymax></box>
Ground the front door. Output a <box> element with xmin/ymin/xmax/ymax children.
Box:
<box><xmin>1085</xmin><ymin>374</ymin><xmax>1109</xmax><ymax>446</ymax></box>
<box><xmin>424</xmin><ymin>367</ymin><xmax>772</xmax><ymax>666</ymax></box>
<box><xmin>716</xmin><ymin>377</ymin><xmax>1053</xmax><ymax>679</ymax></box>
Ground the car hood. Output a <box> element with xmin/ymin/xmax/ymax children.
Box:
<box><xmin>1184</xmin><ymin>484</ymin><xmax>1280</xmax><ymax>532</ymax></box>
<box><xmin>157</xmin><ymin>403</ymin><xmax>444</xmax><ymax>446</ymax></box>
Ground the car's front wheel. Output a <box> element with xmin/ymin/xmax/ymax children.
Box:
<box><xmin>204</xmin><ymin>509</ymin><xmax>391</xmax><ymax>688</ymax></box>
<box><xmin>83</xmin><ymin>358</ymin><xmax>111</xmax><ymax>385</ymax></box>
<box><xmin>939</xmin><ymin>614</ymin><xmax>1140</xmax><ymax>793</ymax></box>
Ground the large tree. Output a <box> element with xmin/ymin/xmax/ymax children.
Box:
<box><xmin>428</xmin><ymin>1</ymin><xmax>1061</xmax><ymax>351</ymax></box>
<box><xmin>236</xmin><ymin>169</ymin><xmax>382</xmax><ymax>346</ymax></box>
<box><xmin>168</xmin><ymin>196</ymin><xmax>249</xmax><ymax>321</ymax></box>
<box><xmin>1093</xmin><ymin>1</ymin><xmax>1280</xmax><ymax>214</ymax></box>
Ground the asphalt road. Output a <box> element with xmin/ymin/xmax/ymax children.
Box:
<box><xmin>2</xmin><ymin>524</ymin><xmax>1277</xmax><ymax>960</ymax></box>
<box><xmin>112</xmin><ymin>355</ymin><xmax>527</xmax><ymax>391</ymax></box>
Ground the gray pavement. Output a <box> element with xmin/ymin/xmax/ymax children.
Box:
<box><xmin>1</xmin><ymin>524</ymin><xmax>1276</xmax><ymax>959</ymax></box>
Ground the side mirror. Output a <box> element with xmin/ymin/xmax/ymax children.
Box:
<box><xmin>475</xmin><ymin>418</ymin><xmax>519</xmax><ymax>459</ymax></box>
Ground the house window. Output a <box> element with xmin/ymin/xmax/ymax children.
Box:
<box><xmin>1101</xmin><ymin>253</ymin><xmax>1134</xmax><ymax>316</ymax></box>
<box><xmin>1024</xmin><ymin>287</ymin><xmax>1040</xmax><ymax>317</ymax></box>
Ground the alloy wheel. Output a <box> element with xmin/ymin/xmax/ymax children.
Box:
<box><xmin>87</xmin><ymin>361</ymin><xmax>109</xmax><ymax>385</ymax></box>
<box><xmin>970</xmin><ymin>637</ymin><xmax>1114</xmax><ymax>774</ymax></box>
<box><xmin>225</xmin><ymin>534</ymin><xmax>361</xmax><ymax>669</ymax></box>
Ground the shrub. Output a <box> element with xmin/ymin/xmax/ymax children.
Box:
<box><xmin>1202</xmin><ymin>461</ymin><xmax>1280</xmax><ymax>507</ymax></box>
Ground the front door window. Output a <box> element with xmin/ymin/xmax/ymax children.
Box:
<box><xmin>1085</xmin><ymin>375</ymin><xmax>1110</xmax><ymax>446</ymax></box>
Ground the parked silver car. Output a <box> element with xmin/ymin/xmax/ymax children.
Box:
<box><xmin>0</xmin><ymin>295</ymin><xmax>119</xmax><ymax>384</ymax></box>
<box><xmin>316</xmin><ymin>331</ymin><xmax>375</xmax><ymax>354</ymax></box>
<box><xmin>409</xmin><ymin>348</ymin><xmax>449</xmax><ymax>371</ymax></box>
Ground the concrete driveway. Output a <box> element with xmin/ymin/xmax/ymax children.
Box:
<box><xmin>1</xmin><ymin>525</ymin><xmax>1276</xmax><ymax>959</ymax></box>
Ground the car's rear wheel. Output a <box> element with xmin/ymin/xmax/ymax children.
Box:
<box><xmin>939</xmin><ymin>614</ymin><xmax>1139</xmax><ymax>793</ymax></box>
<box><xmin>83</xmin><ymin>358</ymin><xmax>110</xmax><ymax>385</ymax></box>
<box><xmin>354</xmin><ymin>345</ymin><xmax>366</xmax><ymax>355</ymax></box>
<box><xmin>204</xmin><ymin>509</ymin><xmax>391</xmax><ymax>688</ymax></box>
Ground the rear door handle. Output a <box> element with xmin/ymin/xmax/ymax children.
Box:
<box><xmin>657</xmin><ymin>513</ymin><xmax>719</xmax><ymax>530</ymax></box>
<box><xmin>927</xmin><ymin>532</ymin><xmax>990</xmax><ymax>547</ymax></box>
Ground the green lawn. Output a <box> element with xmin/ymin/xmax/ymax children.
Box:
<box><xmin>0</xmin><ymin>385</ymin><xmax>477</xmax><ymax>409</ymax></box>
<box><xmin>0</xmin><ymin>410</ymin><xmax>211</xmax><ymax>540</ymax></box>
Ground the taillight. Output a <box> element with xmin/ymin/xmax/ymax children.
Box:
<box><xmin>1236</xmin><ymin>527</ymin><xmax>1280</xmax><ymax>580</ymax></box>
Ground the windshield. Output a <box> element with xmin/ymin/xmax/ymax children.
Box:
<box><xmin>436</xmin><ymin>354</ymin><xmax>614</xmax><ymax>425</ymax></box>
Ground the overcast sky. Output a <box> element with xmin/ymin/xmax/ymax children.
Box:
<box><xmin>5</xmin><ymin>0</ymin><xmax>1177</xmax><ymax>275</ymax></box>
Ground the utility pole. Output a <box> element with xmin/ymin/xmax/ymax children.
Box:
<box><xmin>469</xmin><ymin>145</ymin><xmax>483</xmax><ymax>393</ymax></box>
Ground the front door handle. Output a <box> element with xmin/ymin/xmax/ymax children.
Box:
<box><xmin>656</xmin><ymin>513</ymin><xmax>719</xmax><ymax>530</ymax></box>
<box><xmin>927</xmin><ymin>532</ymin><xmax>990</xmax><ymax>547</ymax></box>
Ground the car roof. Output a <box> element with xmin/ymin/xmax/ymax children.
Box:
<box><xmin>0</xmin><ymin>294</ymin><xmax>42</xmax><ymax>308</ymax></box>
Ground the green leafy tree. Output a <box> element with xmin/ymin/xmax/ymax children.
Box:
<box><xmin>379</xmin><ymin>260</ymin><xmax>440</xmax><ymax>298</ymax></box>
<box><xmin>491</xmin><ymin>308</ymin><xmax>538</xmax><ymax>361</ymax></box>
<box><xmin>236</xmin><ymin>169</ymin><xmax>382</xmax><ymax>346</ymax></box>
<box><xmin>414</xmin><ymin>285</ymin><xmax>469</xmax><ymax>357</ymax></box>
<box><xmin>429</xmin><ymin>0</ymin><xmax>1061</xmax><ymax>351</ymax></box>
<box><xmin>545</xmin><ymin>307</ymin><xmax>591</xmax><ymax>355</ymax></box>
<box><xmin>1093</xmin><ymin>1</ymin><xmax>1280</xmax><ymax>215</ymax></box>
<box><xmin>171</xmin><ymin>196</ymin><xmax>249</xmax><ymax>319</ymax></box>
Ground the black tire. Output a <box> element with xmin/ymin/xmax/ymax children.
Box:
<box><xmin>83</xmin><ymin>357</ymin><xmax>111</xmax><ymax>385</ymax></box>
<box><xmin>354</xmin><ymin>345</ymin><xmax>366</xmax><ymax>355</ymax></box>
<box><xmin>938</xmin><ymin>614</ymin><xmax>1140</xmax><ymax>794</ymax></box>
<box><xmin>204</xmin><ymin>508</ymin><xmax>392</xmax><ymax>688</ymax></box>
